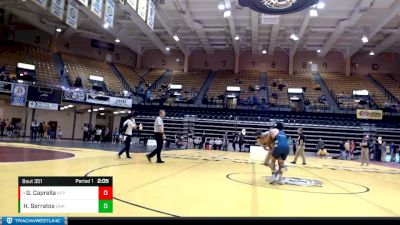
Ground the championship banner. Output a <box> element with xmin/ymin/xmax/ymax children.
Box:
<box><xmin>33</xmin><ymin>0</ymin><xmax>48</xmax><ymax>9</ymax></box>
<box><xmin>28</xmin><ymin>101</ymin><xmax>59</xmax><ymax>111</ymax></box>
<box><xmin>356</xmin><ymin>109</ymin><xmax>383</xmax><ymax>120</ymax></box>
<box><xmin>66</xmin><ymin>0</ymin><xmax>79</xmax><ymax>29</ymax></box>
<box><xmin>50</xmin><ymin>0</ymin><xmax>65</xmax><ymax>20</ymax></box>
<box><xmin>86</xmin><ymin>94</ymin><xmax>111</xmax><ymax>105</ymax></box>
<box><xmin>109</xmin><ymin>97</ymin><xmax>132</xmax><ymax>108</ymax></box>
<box><xmin>63</xmin><ymin>89</ymin><xmax>86</xmax><ymax>102</ymax></box>
<box><xmin>137</xmin><ymin>0</ymin><xmax>148</xmax><ymax>21</ymax></box>
<box><xmin>11</xmin><ymin>83</ymin><xmax>28</xmax><ymax>107</ymax></box>
<box><xmin>0</xmin><ymin>81</ymin><xmax>12</xmax><ymax>93</ymax></box>
<box><xmin>104</xmin><ymin>0</ymin><xmax>115</xmax><ymax>28</ymax></box>
<box><xmin>78</xmin><ymin>0</ymin><xmax>89</xmax><ymax>7</ymax></box>
<box><xmin>146</xmin><ymin>0</ymin><xmax>155</xmax><ymax>30</ymax></box>
<box><xmin>91</xmin><ymin>0</ymin><xmax>103</xmax><ymax>18</ymax></box>
<box><xmin>127</xmin><ymin>0</ymin><xmax>137</xmax><ymax>11</ymax></box>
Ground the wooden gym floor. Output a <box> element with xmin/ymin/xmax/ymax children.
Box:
<box><xmin>0</xmin><ymin>142</ymin><xmax>399</xmax><ymax>217</ymax></box>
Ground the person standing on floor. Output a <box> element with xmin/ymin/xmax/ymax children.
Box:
<box><xmin>118</xmin><ymin>113</ymin><xmax>137</xmax><ymax>159</ymax></box>
<box><xmin>381</xmin><ymin>141</ymin><xmax>387</xmax><ymax>162</ymax></box>
<box><xmin>201</xmin><ymin>131</ymin><xmax>206</xmax><ymax>150</ymax></box>
<box><xmin>30</xmin><ymin>120</ymin><xmax>39</xmax><ymax>141</ymax></box>
<box><xmin>344</xmin><ymin>140</ymin><xmax>351</xmax><ymax>160</ymax></box>
<box><xmin>146</xmin><ymin>110</ymin><xmax>166</xmax><ymax>163</ymax></box>
<box><xmin>38</xmin><ymin>122</ymin><xmax>44</xmax><ymax>140</ymax></box>
<box><xmin>350</xmin><ymin>140</ymin><xmax>356</xmax><ymax>160</ymax></box>
<box><xmin>360</xmin><ymin>136</ymin><xmax>370</xmax><ymax>166</ymax></box>
<box><xmin>291</xmin><ymin>128</ymin><xmax>306</xmax><ymax>165</ymax></box>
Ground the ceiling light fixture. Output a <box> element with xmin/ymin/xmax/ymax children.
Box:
<box><xmin>362</xmin><ymin>35</ymin><xmax>369</xmax><ymax>43</ymax></box>
<box><xmin>369</xmin><ymin>51</ymin><xmax>375</xmax><ymax>56</ymax></box>
<box><xmin>309</xmin><ymin>9</ymin><xmax>318</xmax><ymax>17</ymax></box>
<box><xmin>218</xmin><ymin>2</ymin><xmax>225</xmax><ymax>10</ymax></box>
<box><xmin>234</xmin><ymin>35</ymin><xmax>240</xmax><ymax>41</ymax></box>
<box><xmin>317</xmin><ymin>49</ymin><xmax>321</xmax><ymax>53</ymax></box>
<box><xmin>115</xmin><ymin>38</ymin><xmax>120</xmax><ymax>43</ymax></box>
<box><xmin>223</xmin><ymin>10</ymin><xmax>231</xmax><ymax>18</ymax></box>
<box><xmin>165</xmin><ymin>47</ymin><xmax>170</xmax><ymax>51</ymax></box>
<box><xmin>316</xmin><ymin>2</ymin><xmax>325</xmax><ymax>9</ymax></box>
<box><xmin>290</xmin><ymin>34</ymin><xmax>299</xmax><ymax>41</ymax></box>
<box><xmin>262</xmin><ymin>49</ymin><xmax>267</xmax><ymax>54</ymax></box>
<box><xmin>103</xmin><ymin>23</ymin><xmax>110</xmax><ymax>29</ymax></box>
<box><xmin>56</xmin><ymin>28</ymin><xmax>62</xmax><ymax>33</ymax></box>
<box><xmin>173</xmin><ymin>34</ymin><xmax>180</xmax><ymax>42</ymax></box>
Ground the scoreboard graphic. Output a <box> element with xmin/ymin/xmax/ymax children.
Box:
<box><xmin>18</xmin><ymin>177</ymin><xmax>113</xmax><ymax>213</ymax></box>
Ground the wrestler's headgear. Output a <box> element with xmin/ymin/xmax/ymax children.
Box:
<box><xmin>273</xmin><ymin>122</ymin><xmax>284</xmax><ymax>130</ymax></box>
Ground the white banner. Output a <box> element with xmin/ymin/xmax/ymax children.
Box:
<box><xmin>28</xmin><ymin>101</ymin><xmax>59</xmax><ymax>111</ymax></box>
<box><xmin>104</xmin><ymin>0</ymin><xmax>115</xmax><ymax>28</ymax></box>
<box><xmin>91</xmin><ymin>0</ymin><xmax>103</xmax><ymax>18</ymax></box>
<box><xmin>137</xmin><ymin>0</ymin><xmax>147</xmax><ymax>21</ymax></box>
<box><xmin>33</xmin><ymin>0</ymin><xmax>48</xmax><ymax>9</ymax></box>
<box><xmin>109</xmin><ymin>97</ymin><xmax>132</xmax><ymax>108</ymax></box>
<box><xmin>50</xmin><ymin>0</ymin><xmax>65</xmax><ymax>20</ymax></box>
<box><xmin>127</xmin><ymin>0</ymin><xmax>137</xmax><ymax>11</ymax></box>
<box><xmin>146</xmin><ymin>0</ymin><xmax>155</xmax><ymax>30</ymax></box>
<box><xmin>78</xmin><ymin>0</ymin><xmax>89</xmax><ymax>7</ymax></box>
<box><xmin>86</xmin><ymin>94</ymin><xmax>111</xmax><ymax>105</ymax></box>
<box><xmin>66</xmin><ymin>0</ymin><xmax>79</xmax><ymax>29</ymax></box>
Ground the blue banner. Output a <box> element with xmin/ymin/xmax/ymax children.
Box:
<box><xmin>2</xmin><ymin>217</ymin><xmax>65</xmax><ymax>225</ymax></box>
<box><xmin>11</xmin><ymin>83</ymin><xmax>28</xmax><ymax>106</ymax></box>
<box><xmin>91</xmin><ymin>39</ymin><xmax>115</xmax><ymax>51</ymax></box>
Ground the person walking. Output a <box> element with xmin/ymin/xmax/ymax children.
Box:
<box><xmin>360</xmin><ymin>136</ymin><xmax>370</xmax><ymax>166</ymax></box>
<box><xmin>146</xmin><ymin>110</ymin><xmax>166</xmax><ymax>163</ymax></box>
<box><xmin>291</xmin><ymin>128</ymin><xmax>306</xmax><ymax>165</ymax></box>
<box><xmin>117</xmin><ymin>113</ymin><xmax>137</xmax><ymax>159</ymax></box>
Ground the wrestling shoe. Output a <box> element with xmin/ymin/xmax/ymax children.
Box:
<box><xmin>276</xmin><ymin>174</ymin><xmax>284</xmax><ymax>185</ymax></box>
<box><xmin>267</xmin><ymin>173</ymin><xmax>277</xmax><ymax>184</ymax></box>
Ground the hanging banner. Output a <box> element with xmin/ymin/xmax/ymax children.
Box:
<box><xmin>91</xmin><ymin>0</ymin><xmax>103</xmax><ymax>18</ymax></box>
<box><xmin>137</xmin><ymin>0</ymin><xmax>148</xmax><ymax>21</ymax></box>
<box><xmin>28</xmin><ymin>101</ymin><xmax>59</xmax><ymax>111</ymax></box>
<box><xmin>50</xmin><ymin>0</ymin><xmax>65</xmax><ymax>20</ymax></box>
<box><xmin>146</xmin><ymin>0</ymin><xmax>155</xmax><ymax>30</ymax></box>
<box><xmin>66</xmin><ymin>0</ymin><xmax>79</xmax><ymax>29</ymax></box>
<box><xmin>33</xmin><ymin>0</ymin><xmax>48</xmax><ymax>9</ymax></box>
<box><xmin>78</xmin><ymin>0</ymin><xmax>89</xmax><ymax>7</ymax></box>
<box><xmin>11</xmin><ymin>83</ymin><xmax>28</xmax><ymax>107</ymax></box>
<box><xmin>127</xmin><ymin>0</ymin><xmax>137</xmax><ymax>11</ymax></box>
<box><xmin>104</xmin><ymin>0</ymin><xmax>115</xmax><ymax>28</ymax></box>
<box><xmin>356</xmin><ymin>109</ymin><xmax>383</xmax><ymax>120</ymax></box>
<box><xmin>109</xmin><ymin>97</ymin><xmax>132</xmax><ymax>108</ymax></box>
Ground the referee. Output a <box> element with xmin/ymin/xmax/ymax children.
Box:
<box><xmin>146</xmin><ymin>110</ymin><xmax>166</xmax><ymax>163</ymax></box>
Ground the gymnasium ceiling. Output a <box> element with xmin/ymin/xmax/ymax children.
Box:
<box><xmin>2</xmin><ymin>0</ymin><xmax>400</xmax><ymax>57</ymax></box>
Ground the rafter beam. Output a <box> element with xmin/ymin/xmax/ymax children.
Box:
<box><xmin>179</xmin><ymin>1</ymin><xmax>212</xmax><ymax>54</ymax></box>
<box><xmin>371</xmin><ymin>29</ymin><xmax>400</xmax><ymax>55</ymax></box>
<box><xmin>155</xmin><ymin>6</ymin><xmax>187</xmax><ymax>55</ymax></box>
<box><xmin>251</xmin><ymin>10</ymin><xmax>259</xmax><ymax>55</ymax></box>
<box><xmin>225</xmin><ymin>0</ymin><xmax>239</xmax><ymax>54</ymax></box>
<box><xmin>348</xmin><ymin>0</ymin><xmax>400</xmax><ymax>56</ymax></box>
<box><xmin>290</xmin><ymin>12</ymin><xmax>310</xmax><ymax>56</ymax></box>
<box><xmin>268</xmin><ymin>16</ymin><xmax>281</xmax><ymax>55</ymax></box>
<box><xmin>320</xmin><ymin>0</ymin><xmax>373</xmax><ymax>56</ymax></box>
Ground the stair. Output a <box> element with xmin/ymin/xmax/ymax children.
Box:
<box><xmin>195</xmin><ymin>70</ymin><xmax>217</xmax><ymax>105</ymax></box>
<box><xmin>260</xmin><ymin>72</ymin><xmax>268</xmax><ymax>103</ymax></box>
<box><xmin>312</xmin><ymin>72</ymin><xmax>338</xmax><ymax>110</ymax></box>
<box><xmin>150</xmin><ymin>69</ymin><xmax>171</xmax><ymax>90</ymax></box>
<box><xmin>108</xmin><ymin>63</ymin><xmax>131</xmax><ymax>92</ymax></box>
<box><xmin>367</xmin><ymin>74</ymin><xmax>398</xmax><ymax>103</ymax></box>
<box><xmin>54</xmin><ymin>53</ymin><xmax>70</xmax><ymax>88</ymax></box>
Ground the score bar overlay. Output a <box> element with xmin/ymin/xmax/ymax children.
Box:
<box><xmin>18</xmin><ymin>177</ymin><xmax>113</xmax><ymax>213</ymax></box>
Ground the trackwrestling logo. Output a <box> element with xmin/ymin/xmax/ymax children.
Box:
<box><xmin>6</xmin><ymin>217</ymin><xmax>12</xmax><ymax>224</ymax></box>
<box><xmin>2</xmin><ymin>217</ymin><xmax>64</xmax><ymax>225</ymax></box>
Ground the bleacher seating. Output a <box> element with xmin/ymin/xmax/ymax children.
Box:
<box><xmin>370</xmin><ymin>73</ymin><xmax>400</xmax><ymax>101</ymax></box>
<box><xmin>62</xmin><ymin>53</ymin><xmax>122</xmax><ymax>93</ymax></box>
<box><xmin>114</xmin><ymin>63</ymin><xmax>146</xmax><ymax>88</ymax></box>
<box><xmin>206</xmin><ymin>70</ymin><xmax>261</xmax><ymax>105</ymax></box>
<box><xmin>268</xmin><ymin>71</ymin><xmax>327</xmax><ymax>109</ymax></box>
<box><xmin>0</xmin><ymin>41</ymin><xmax>59</xmax><ymax>86</ymax></box>
<box><xmin>320</xmin><ymin>72</ymin><xmax>388</xmax><ymax>108</ymax></box>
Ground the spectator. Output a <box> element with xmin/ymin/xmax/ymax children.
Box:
<box><xmin>292</xmin><ymin>128</ymin><xmax>306</xmax><ymax>165</ymax></box>
<box><xmin>83</xmin><ymin>124</ymin><xmax>89</xmax><ymax>142</ymax></box>
<box><xmin>287</xmin><ymin>136</ymin><xmax>294</xmax><ymax>155</ymax></box>
<box><xmin>95</xmin><ymin>128</ymin><xmax>102</xmax><ymax>143</ymax></box>
<box><xmin>381</xmin><ymin>141</ymin><xmax>387</xmax><ymax>162</ymax></box>
<box><xmin>316</xmin><ymin>138</ymin><xmax>325</xmax><ymax>153</ymax></box>
<box><xmin>0</xmin><ymin>119</ymin><xmax>5</xmax><ymax>136</ymax></box>
<box><xmin>215</xmin><ymin>137</ymin><xmax>223</xmax><ymax>150</ymax></box>
<box><xmin>238</xmin><ymin>131</ymin><xmax>245</xmax><ymax>152</ymax></box>
<box><xmin>209</xmin><ymin>138</ymin><xmax>215</xmax><ymax>150</ymax></box>
<box><xmin>360</xmin><ymin>137</ymin><xmax>370</xmax><ymax>166</ymax></box>
<box><xmin>112</xmin><ymin>128</ymin><xmax>119</xmax><ymax>144</ymax></box>
<box><xmin>304</xmin><ymin>98</ymin><xmax>311</xmax><ymax>106</ymax></box>
<box><xmin>6</xmin><ymin>122</ymin><xmax>14</xmax><ymax>138</ymax></box>
<box><xmin>38</xmin><ymin>122</ymin><xmax>44</xmax><ymax>140</ymax></box>
<box><xmin>193</xmin><ymin>137</ymin><xmax>202</xmax><ymax>149</ymax></box>
<box><xmin>223</xmin><ymin>132</ymin><xmax>229</xmax><ymax>151</ymax></box>
<box><xmin>350</xmin><ymin>140</ymin><xmax>356</xmax><ymax>160</ymax></box>
<box><xmin>57</xmin><ymin>128</ymin><xmax>63</xmax><ymax>140</ymax></box>
<box><xmin>344</xmin><ymin>140</ymin><xmax>351</xmax><ymax>160</ymax></box>
<box><xmin>201</xmin><ymin>131</ymin><xmax>206</xmax><ymax>149</ymax></box>
<box><xmin>30</xmin><ymin>120</ymin><xmax>39</xmax><ymax>141</ymax></box>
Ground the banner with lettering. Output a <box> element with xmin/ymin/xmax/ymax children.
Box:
<box><xmin>33</xmin><ymin>0</ymin><xmax>48</xmax><ymax>9</ymax></box>
<box><xmin>356</xmin><ymin>109</ymin><xmax>383</xmax><ymax>120</ymax></box>
<box><xmin>91</xmin><ymin>0</ymin><xmax>103</xmax><ymax>18</ymax></box>
<box><xmin>127</xmin><ymin>0</ymin><xmax>137</xmax><ymax>11</ymax></box>
<box><xmin>137</xmin><ymin>0</ymin><xmax>148</xmax><ymax>21</ymax></box>
<box><xmin>147</xmin><ymin>0</ymin><xmax>155</xmax><ymax>29</ymax></box>
<box><xmin>11</xmin><ymin>83</ymin><xmax>28</xmax><ymax>107</ymax></box>
<box><xmin>104</xmin><ymin>0</ymin><xmax>115</xmax><ymax>28</ymax></box>
<box><xmin>50</xmin><ymin>0</ymin><xmax>65</xmax><ymax>20</ymax></box>
<box><xmin>66</xmin><ymin>0</ymin><xmax>79</xmax><ymax>29</ymax></box>
<box><xmin>78</xmin><ymin>0</ymin><xmax>89</xmax><ymax>7</ymax></box>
